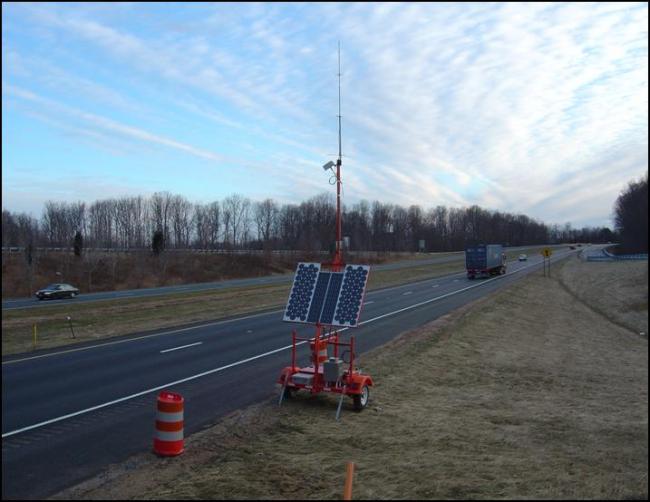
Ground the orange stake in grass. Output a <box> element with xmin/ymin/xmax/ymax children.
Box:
<box><xmin>343</xmin><ymin>461</ymin><xmax>355</xmax><ymax>500</ymax></box>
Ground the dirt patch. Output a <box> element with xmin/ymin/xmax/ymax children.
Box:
<box><xmin>52</xmin><ymin>255</ymin><xmax>648</xmax><ymax>500</ymax></box>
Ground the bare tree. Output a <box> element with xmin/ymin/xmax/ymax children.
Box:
<box><xmin>206</xmin><ymin>201</ymin><xmax>220</xmax><ymax>249</ymax></box>
<box><xmin>193</xmin><ymin>203</ymin><xmax>209</xmax><ymax>249</ymax></box>
<box><xmin>150</xmin><ymin>192</ymin><xmax>173</xmax><ymax>244</ymax></box>
<box><xmin>222</xmin><ymin>194</ymin><xmax>250</xmax><ymax>248</ymax></box>
<box><xmin>170</xmin><ymin>195</ymin><xmax>192</xmax><ymax>248</ymax></box>
<box><xmin>344</xmin><ymin>200</ymin><xmax>372</xmax><ymax>251</ymax></box>
<box><xmin>254</xmin><ymin>198</ymin><xmax>279</xmax><ymax>249</ymax></box>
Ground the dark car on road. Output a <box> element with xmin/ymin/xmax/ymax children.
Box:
<box><xmin>35</xmin><ymin>283</ymin><xmax>80</xmax><ymax>300</ymax></box>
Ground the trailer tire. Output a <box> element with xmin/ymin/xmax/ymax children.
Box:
<box><xmin>353</xmin><ymin>385</ymin><xmax>369</xmax><ymax>412</ymax></box>
<box><xmin>283</xmin><ymin>386</ymin><xmax>294</xmax><ymax>399</ymax></box>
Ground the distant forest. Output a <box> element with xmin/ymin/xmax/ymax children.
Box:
<box><xmin>2</xmin><ymin>192</ymin><xmax>617</xmax><ymax>253</ymax></box>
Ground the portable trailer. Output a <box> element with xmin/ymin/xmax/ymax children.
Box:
<box><xmin>276</xmin><ymin>44</ymin><xmax>374</xmax><ymax>419</ymax></box>
<box><xmin>277</xmin><ymin>326</ymin><xmax>374</xmax><ymax>417</ymax></box>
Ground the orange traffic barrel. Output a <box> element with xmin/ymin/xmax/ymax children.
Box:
<box><xmin>310</xmin><ymin>339</ymin><xmax>329</xmax><ymax>365</ymax></box>
<box><xmin>154</xmin><ymin>391</ymin><xmax>184</xmax><ymax>456</ymax></box>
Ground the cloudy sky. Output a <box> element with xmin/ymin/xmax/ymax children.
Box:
<box><xmin>2</xmin><ymin>2</ymin><xmax>648</xmax><ymax>228</ymax></box>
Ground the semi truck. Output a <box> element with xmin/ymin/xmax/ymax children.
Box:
<box><xmin>465</xmin><ymin>244</ymin><xmax>507</xmax><ymax>279</ymax></box>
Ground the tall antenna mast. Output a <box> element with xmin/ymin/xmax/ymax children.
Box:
<box><xmin>333</xmin><ymin>41</ymin><xmax>343</xmax><ymax>270</ymax></box>
<box><xmin>338</xmin><ymin>40</ymin><xmax>342</xmax><ymax>163</ymax></box>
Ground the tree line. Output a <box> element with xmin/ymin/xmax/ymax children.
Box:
<box><xmin>2</xmin><ymin>191</ymin><xmax>616</xmax><ymax>254</ymax></box>
<box><xmin>614</xmin><ymin>171</ymin><xmax>648</xmax><ymax>253</ymax></box>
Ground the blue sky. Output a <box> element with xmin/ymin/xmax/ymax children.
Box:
<box><xmin>2</xmin><ymin>2</ymin><xmax>648</xmax><ymax>228</ymax></box>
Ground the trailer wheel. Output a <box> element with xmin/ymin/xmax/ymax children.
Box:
<box><xmin>353</xmin><ymin>385</ymin><xmax>369</xmax><ymax>412</ymax></box>
<box><xmin>283</xmin><ymin>386</ymin><xmax>294</xmax><ymax>399</ymax></box>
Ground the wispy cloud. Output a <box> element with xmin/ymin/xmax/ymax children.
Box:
<box><xmin>4</xmin><ymin>84</ymin><xmax>225</xmax><ymax>162</ymax></box>
<box><xmin>2</xmin><ymin>2</ymin><xmax>647</xmax><ymax>227</ymax></box>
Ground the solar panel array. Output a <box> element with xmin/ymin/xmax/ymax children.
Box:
<box><xmin>333</xmin><ymin>265</ymin><xmax>370</xmax><ymax>327</ymax></box>
<box><xmin>283</xmin><ymin>262</ymin><xmax>320</xmax><ymax>323</ymax></box>
<box><xmin>283</xmin><ymin>263</ymin><xmax>370</xmax><ymax>327</ymax></box>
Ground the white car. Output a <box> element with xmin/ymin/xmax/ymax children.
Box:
<box><xmin>518</xmin><ymin>254</ymin><xmax>528</xmax><ymax>261</ymax></box>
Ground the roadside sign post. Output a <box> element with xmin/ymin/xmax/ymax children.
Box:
<box><xmin>66</xmin><ymin>316</ymin><xmax>76</xmax><ymax>339</ymax></box>
<box><xmin>541</xmin><ymin>248</ymin><xmax>552</xmax><ymax>277</ymax></box>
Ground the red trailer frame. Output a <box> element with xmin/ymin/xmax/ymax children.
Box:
<box><xmin>277</xmin><ymin>325</ymin><xmax>373</xmax><ymax>415</ymax></box>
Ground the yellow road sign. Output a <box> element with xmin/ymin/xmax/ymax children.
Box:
<box><xmin>542</xmin><ymin>248</ymin><xmax>552</xmax><ymax>258</ymax></box>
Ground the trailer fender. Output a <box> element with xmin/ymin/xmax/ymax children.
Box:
<box><xmin>347</xmin><ymin>374</ymin><xmax>373</xmax><ymax>393</ymax></box>
<box><xmin>278</xmin><ymin>366</ymin><xmax>296</xmax><ymax>386</ymax></box>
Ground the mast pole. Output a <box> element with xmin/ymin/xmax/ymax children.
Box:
<box><xmin>334</xmin><ymin>41</ymin><xmax>343</xmax><ymax>270</ymax></box>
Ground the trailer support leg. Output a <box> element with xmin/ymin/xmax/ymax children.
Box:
<box><xmin>336</xmin><ymin>386</ymin><xmax>346</xmax><ymax>421</ymax></box>
<box><xmin>278</xmin><ymin>377</ymin><xmax>289</xmax><ymax>407</ymax></box>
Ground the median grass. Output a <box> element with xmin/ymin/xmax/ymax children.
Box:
<box><xmin>2</xmin><ymin>257</ymin><xmax>471</xmax><ymax>356</ymax></box>
<box><xmin>52</xmin><ymin>251</ymin><xmax>647</xmax><ymax>500</ymax></box>
<box><xmin>1</xmin><ymin>245</ymin><xmax>564</xmax><ymax>356</ymax></box>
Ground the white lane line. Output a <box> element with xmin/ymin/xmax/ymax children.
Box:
<box><xmin>2</xmin><ymin>272</ymin><xmax>466</xmax><ymax>365</ymax></box>
<box><xmin>453</xmin><ymin>279</ymin><xmax>459</xmax><ymax>282</ymax></box>
<box><xmin>4</xmin><ymin>251</ymin><xmax>575</xmax><ymax>366</ymax></box>
<box><xmin>2</xmin><ymin>309</ymin><xmax>284</xmax><ymax>365</ymax></box>
<box><xmin>160</xmin><ymin>342</ymin><xmax>203</xmax><ymax>354</ymax></box>
<box><xmin>1</xmin><ymin>341</ymin><xmax>308</xmax><ymax>439</ymax></box>
<box><xmin>432</xmin><ymin>284</ymin><xmax>439</xmax><ymax>288</ymax></box>
<box><xmin>2</xmin><ymin>252</ymin><xmax>572</xmax><ymax>439</ymax></box>
<box><xmin>402</xmin><ymin>291</ymin><xmax>413</xmax><ymax>295</ymax></box>
<box><xmin>363</xmin><ymin>301</ymin><xmax>375</xmax><ymax>305</ymax></box>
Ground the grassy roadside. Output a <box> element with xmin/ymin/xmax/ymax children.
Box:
<box><xmin>1</xmin><ymin>245</ymin><xmax>565</xmax><ymax>356</ymax></box>
<box><xmin>559</xmin><ymin>257</ymin><xmax>648</xmax><ymax>336</ymax></box>
<box><xmin>51</xmin><ymin>253</ymin><xmax>648</xmax><ymax>500</ymax></box>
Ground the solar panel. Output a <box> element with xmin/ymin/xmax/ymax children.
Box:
<box><xmin>283</xmin><ymin>263</ymin><xmax>320</xmax><ymax>323</ymax></box>
<box><xmin>306</xmin><ymin>272</ymin><xmax>331</xmax><ymax>323</ymax></box>
<box><xmin>283</xmin><ymin>263</ymin><xmax>370</xmax><ymax>327</ymax></box>
<box><xmin>319</xmin><ymin>272</ymin><xmax>344</xmax><ymax>325</ymax></box>
<box><xmin>333</xmin><ymin>265</ymin><xmax>370</xmax><ymax>327</ymax></box>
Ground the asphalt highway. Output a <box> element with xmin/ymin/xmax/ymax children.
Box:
<box><xmin>1</xmin><ymin>245</ymin><xmax>565</xmax><ymax>310</ymax></box>
<box><xmin>1</xmin><ymin>247</ymin><xmax>580</xmax><ymax>499</ymax></box>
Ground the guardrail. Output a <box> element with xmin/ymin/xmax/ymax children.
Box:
<box><xmin>602</xmin><ymin>248</ymin><xmax>648</xmax><ymax>260</ymax></box>
<box><xmin>586</xmin><ymin>249</ymin><xmax>648</xmax><ymax>261</ymax></box>
<box><xmin>586</xmin><ymin>255</ymin><xmax>614</xmax><ymax>262</ymax></box>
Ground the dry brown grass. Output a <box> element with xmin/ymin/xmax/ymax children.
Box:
<box><xmin>560</xmin><ymin>257</ymin><xmax>648</xmax><ymax>336</ymax></box>
<box><xmin>1</xmin><ymin>250</ymin><xmax>429</xmax><ymax>299</ymax></box>
<box><xmin>53</xmin><ymin>254</ymin><xmax>648</xmax><ymax>500</ymax></box>
<box><xmin>2</xmin><ymin>284</ymin><xmax>291</xmax><ymax>354</ymax></box>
